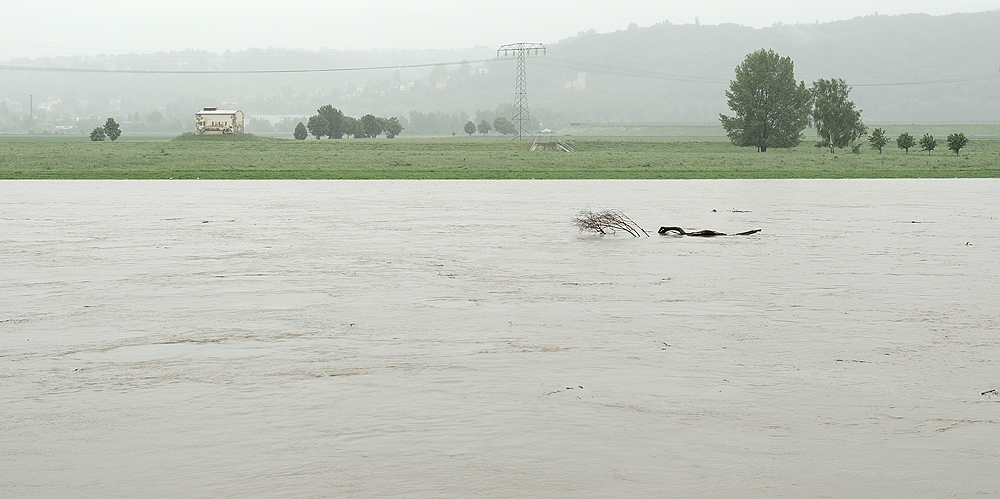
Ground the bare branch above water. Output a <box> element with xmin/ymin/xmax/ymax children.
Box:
<box><xmin>573</xmin><ymin>209</ymin><xmax>648</xmax><ymax>237</ymax></box>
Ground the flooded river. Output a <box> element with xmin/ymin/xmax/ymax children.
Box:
<box><xmin>2</xmin><ymin>179</ymin><xmax>999</xmax><ymax>498</ymax></box>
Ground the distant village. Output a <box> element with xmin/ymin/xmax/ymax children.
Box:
<box><xmin>0</xmin><ymin>62</ymin><xmax>531</xmax><ymax>137</ymax></box>
<box><xmin>1</xmin><ymin>56</ymin><xmax>585</xmax><ymax>138</ymax></box>
<box><xmin>0</xmin><ymin>70</ymin><xmax>424</xmax><ymax>136</ymax></box>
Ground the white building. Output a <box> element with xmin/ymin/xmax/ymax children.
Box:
<box><xmin>195</xmin><ymin>108</ymin><xmax>244</xmax><ymax>135</ymax></box>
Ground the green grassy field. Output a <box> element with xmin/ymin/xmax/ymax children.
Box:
<box><xmin>0</xmin><ymin>133</ymin><xmax>180</xmax><ymax>142</ymax></box>
<box><xmin>556</xmin><ymin>123</ymin><xmax>1000</xmax><ymax>140</ymax></box>
<box><xmin>555</xmin><ymin>125</ymin><xmax>731</xmax><ymax>140</ymax></box>
<box><xmin>2</xmin><ymin>135</ymin><xmax>997</xmax><ymax>179</ymax></box>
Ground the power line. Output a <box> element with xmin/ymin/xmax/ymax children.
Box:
<box><xmin>536</xmin><ymin>56</ymin><xmax>727</xmax><ymax>83</ymax></box>
<box><xmin>497</xmin><ymin>43</ymin><xmax>545</xmax><ymax>141</ymax></box>
<box><xmin>850</xmin><ymin>74</ymin><xmax>1000</xmax><ymax>86</ymax></box>
<box><xmin>556</xmin><ymin>45</ymin><xmax>736</xmax><ymax>71</ymax></box>
<box><xmin>0</xmin><ymin>58</ymin><xmax>502</xmax><ymax>74</ymax></box>
<box><xmin>2</xmin><ymin>52</ymin><xmax>995</xmax><ymax>88</ymax></box>
<box><xmin>538</xmin><ymin>55</ymin><xmax>1000</xmax><ymax>87</ymax></box>
<box><xmin>0</xmin><ymin>43</ymin><xmax>497</xmax><ymax>58</ymax></box>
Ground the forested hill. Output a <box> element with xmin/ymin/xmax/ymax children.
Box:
<box><xmin>1</xmin><ymin>10</ymin><xmax>997</xmax><ymax>134</ymax></box>
<box><xmin>533</xmin><ymin>10</ymin><xmax>1000</xmax><ymax>125</ymax></box>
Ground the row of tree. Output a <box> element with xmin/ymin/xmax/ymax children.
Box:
<box><xmin>89</xmin><ymin>118</ymin><xmax>122</xmax><ymax>141</ymax></box>
<box><xmin>462</xmin><ymin>117</ymin><xmax>516</xmax><ymax>136</ymax></box>
<box><xmin>295</xmin><ymin>105</ymin><xmax>403</xmax><ymax>140</ymax></box>
<box><xmin>720</xmin><ymin>49</ymin><xmax>978</xmax><ymax>156</ymax></box>
<box><xmin>720</xmin><ymin>49</ymin><xmax>867</xmax><ymax>153</ymax></box>
<box><xmin>296</xmin><ymin>105</ymin><xmax>526</xmax><ymax>139</ymax></box>
<box><xmin>868</xmin><ymin>129</ymin><xmax>969</xmax><ymax>155</ymax></box>
<box><xmin>404</xmin><ymin>105</ymin><xmax>554</xmax><ymax>136</ymax></box>
<box><xmin>721</xmin><ymin>50</ymin><xmax>978</xmax><ymax>157</ymax></box>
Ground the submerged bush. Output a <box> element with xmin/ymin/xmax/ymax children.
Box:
<box><xmin>573</xmin><ymin>209</ymin><xmax>648</xmax><ymax>237</ymax></box>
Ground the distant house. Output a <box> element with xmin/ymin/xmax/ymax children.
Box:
<box><xmin>195</xmin><ymin>107</ymin><xmax>244</xmax><ymax>135</ymax></box>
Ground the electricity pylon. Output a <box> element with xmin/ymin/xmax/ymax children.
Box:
<box><xmin>497</xmin><ymin>43</ymin><xmax>545</xmax><ymax>141</ymax></box>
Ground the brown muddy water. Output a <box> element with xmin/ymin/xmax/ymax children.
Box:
<box><xmin>2</xmin><ymin>179</ymin><xmax>999</xmax><ymax>498</ymax></box>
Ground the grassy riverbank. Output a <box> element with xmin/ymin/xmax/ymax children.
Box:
<box><xmin>2</xmin><ymin>136</ymin><xmax>998</xmax><ymax>179</ymax></box>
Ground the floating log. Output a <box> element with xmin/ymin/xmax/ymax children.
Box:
<box><xmin>658</xmin><ymin>226</ymin><xmax>761</xmax><ymax>237</ymax></box>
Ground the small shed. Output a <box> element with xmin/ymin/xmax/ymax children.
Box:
<box><xmin>195</xmin><ymin>108</ymin><xmax>244</xmax><ymax>135</ymax></box>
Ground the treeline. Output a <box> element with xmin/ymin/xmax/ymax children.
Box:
<box><xmin>298</xmin><ymin>104</ymin><xmax>532</xmax><ymax>138</ymax></box>
<box><xmin>119</xmin><ymin>111</ymin><xmax>190</xmax><ymax>133</ymax></box>
<box><xmin>876</xmin><ymin>130</ymin><xmax>969</xmax><ymax>155</ymax></box>
<box><xmin>405</xmin><ymin>111</ymin><xmax>470</xmax><ymax>135</ymax></box>
<box><xmin>407</xmin><ymin>110</ymin><xmax>516</xmax><ymax>136</ymax></box>
<box><xmin>405</xmin><ymin>104</ymin><xmax>561</xmax><ymax>136</ymax></box>
<box><xmin>718</xmin><ymin>48</ymin><xmax>979</xmax><ymax>157</ymax></box>
<box><xmin>298</xmin><ymin>105</ymin><xmax>403</xmax><ymax>140</ymax></box>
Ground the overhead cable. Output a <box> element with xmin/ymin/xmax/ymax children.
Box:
<box><xmin>0</xmin><ymin>58</ymin><xmax>501</xmax><ymax>74</ymax></box>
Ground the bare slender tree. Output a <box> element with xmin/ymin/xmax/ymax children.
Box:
<box><xmin>573</xmin><ymin>209</ymin><xmax>648</xmax><ymax>237</ymax></box>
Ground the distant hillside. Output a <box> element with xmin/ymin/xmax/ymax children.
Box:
<box><xmin>529</xmin><ymin>10</ymin><xmax>1000</xmax><ymax>125</ymax></box>
<box><xmin>1</xmin><ymin>11</ymin><xmax>997</xmax><ymax>135</ymax></box>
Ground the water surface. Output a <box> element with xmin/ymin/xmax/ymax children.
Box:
<box><xmin>2</xmin><ymin>179</ymin><xmax>998</xmax><ymax>498</ymax></box>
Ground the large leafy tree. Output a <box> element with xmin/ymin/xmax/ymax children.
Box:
<box><xmin>811</xmin><ymin>78</ymin><xmax>866</xmax><ymax>153</ymax></box>
<box><xmin>343</xmin><ymin>116</ymin><xmax>363</xmax><ymax>138</ymax></box>
<box><xmin>384</xmin><ymin>116</ymin><xmax>403</xmax><ymax>138</ymax></box>
<box><xmin>477</xmin><ymin>119</ymin><xmax>491</xmax><ymax>135</ymax></box>
<box><xmin>103</xmin><ymin>117</ymin><xmax>122</xmax><ymax>141</ymax></box>
<box><xmin>360</xmin><ymin>114</ymin><xmax>382</xmax><ymax>138</ymax></box>
<box><xmin>720</xmin><ymin>49</ymin><xmax>811</xmax><ymax>152</ymax></box>
<box><xmin>317</xmin><ymin>105</ymin><xmax>345</xmax><ymax>139</ymax></box>
<box><xmin>464</xmin><ymin>121</ymin><xmax>476</xmax><ymax>136</ymax></box>
<box><xmin>306</xmin><ymin>114</ymin><xmax>329</xmax><ymax>140</ymax></box>
<box><xmin>90</xmin><ymin>127</ymin><xmax>106</xmax><ymax>141</ymax></box>
<box><xmin>947</xmin><ymin>132</ymin><xmax>968</xmax><ymax>155</ymax></box>
<box><xmin>493</xmin><ymin>116</ymin><xmax>514</xmax><ymax>135</ymax></box>
<box><xmin>868</xmin><ymin>128</ymin><xmax>888</xmax><ymax>153</ymax></box>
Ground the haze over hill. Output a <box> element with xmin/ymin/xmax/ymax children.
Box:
<box><xmin>1</xmin><ymin>10</ymin><xmax>997</xmax><ymax>135</ymax></box>
<box><xmin>3</xmin><ymin>0</ymin><xmax>997</xmax><ymax>57</ymax></box>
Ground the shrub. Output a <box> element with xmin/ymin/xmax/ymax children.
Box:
<box><xmin>293</xmin><ymin>122</ymin><xmax>308</xmax><ymax>140</ymax></box>
<box><xmin>868</xmin><ymin>128</ymin><xmax>888</xmax><ymax>153</ymax></box>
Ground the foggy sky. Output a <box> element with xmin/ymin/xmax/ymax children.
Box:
<box><xmin>2</xmin><ymin>0</ymin><xmax>997</xmax><ymax>60</ymax></box>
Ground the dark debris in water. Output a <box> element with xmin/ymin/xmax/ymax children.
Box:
<box><xmin>546</xmin><ymin>385</ymin><xmax>584</xmax><ymax>395</ymax></box>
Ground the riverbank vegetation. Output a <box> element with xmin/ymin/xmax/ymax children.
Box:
<box><xmin>2</xmin><ymin>138</ymin><xmax>997</xmax><ymax>179</ymax></box>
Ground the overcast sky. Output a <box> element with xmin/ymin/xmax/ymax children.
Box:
<box><xmin>1</xmin><ymin>0</ymin><xmax>997</xmax><ymax>60</ymax></box>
